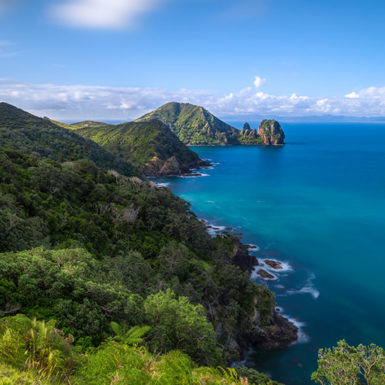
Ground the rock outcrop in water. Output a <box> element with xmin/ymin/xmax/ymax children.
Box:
<box><xmin>232</xmin><ymin>241</ymin><xmax>258</xmax><ymax>272</ymax></box>
<box><xmin>229</xmin><ymin>240</ymin><xmax>298</xmax><ymax>355</ymax></box>
<box><xmin>257</xmin><ymin>119</ymin><xmax>285</xmax><ymax>145</ymax></box>
<box><xmin>255</xmin><ymin>311</ymin><xmax>299</xmax><ymax>350</ymax></box>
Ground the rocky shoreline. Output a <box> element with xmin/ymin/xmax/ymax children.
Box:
<box><xmin>147</xmin><ymin>158</ymin><xmax>212</xmax><ymax>177</ymax></box>
<box><xmin>155</xmin><ymin>181</ymin><xmax>299</xmax><ymax>359</ymax></box>
<box><xmin>229</xmin><ymin>239</ymin><xmax>299</xmax><ymax>357</ymax></box>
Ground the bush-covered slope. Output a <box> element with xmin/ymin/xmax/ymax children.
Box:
<box><xmin>0</xmin><ymin>148</ymin><xmax>288</xmax><ymax>363</ymax></box>
<box><xmin>0</xmin><ymin>314</ymin><xmax>282</xmax><ymax>385</ymax></box>
<box><xmin>71</xmin><ymin>119</ymin><xmax>205</xmax><ymax>176</ymax></box>
<box><xmin>0</xmin><ymin>102</ymin><xmax>136</xmax><ymax>176</ymax></box>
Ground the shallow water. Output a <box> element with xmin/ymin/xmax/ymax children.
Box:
<box><xmin>155</xmin><ymin>123</ymin><xmax>385</xmax><ymax>385</ymax></box>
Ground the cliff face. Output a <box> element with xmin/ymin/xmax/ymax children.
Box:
<box><xmin>257</xmin><ymin>119</ymin><xmax>285</xmax><ymax>145</ymax></box>
<box><xmin>229</xmin><ymin>240</ymin><xmax>298</xmax><ymax>356</ymax></box>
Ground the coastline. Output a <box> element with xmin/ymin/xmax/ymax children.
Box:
<box><xmin>153</xmin><ymin>158</ymin><xmax>301</xmax><ymax>359</ymax></box>
<box><xmin>203</xmin><ymin>219</ymin><xmax>299</xmax><ymax>357</ymax></box>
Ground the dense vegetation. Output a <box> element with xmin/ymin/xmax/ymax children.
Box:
<box><xmin>1</xmin><ymin>315</ymin><xmax>383</xmax><ymax>384</ymax></box>
<box><xmin>0</xmin><ymin>103</ymin><xmax>136</xmax><ymax>176</ymax></box>
<box><xmin>69</xmin><ymin>119</ymin><xmax>204</xmax><ymax>176</ymax></box>
<box><xmin>0</xmin><ymin>148</ymin><xmax>276</xmax><ymax>363</ymax></box>
<box><xmin>0</xmin><ymin>314</ymin><xmax>282</xmax><ymax>385</ymax></box>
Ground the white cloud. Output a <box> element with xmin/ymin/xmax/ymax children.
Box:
<box><xmin>253</xmin><ymin>76</ymin><xmax>266</xmax><ymax>89</ymax></box>
<box><xmin>50</xmin><ymin>0</ymin><xmax>167</xmax><ymax>29</ymax></box>
<box><xmin>345</xmin><ymin>91</ymin><xmax>359</xmax><ymax>99</ymax></box>
<box><xmin>1</xmin><ymin>79</ymin><xmax>385</xmax><ymax>121</ymax></box>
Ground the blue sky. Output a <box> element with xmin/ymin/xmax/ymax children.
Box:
<box><xmin>1</xmin><ymin>0</ymin><xmax>385</xmax><ymax>120</ymax></box>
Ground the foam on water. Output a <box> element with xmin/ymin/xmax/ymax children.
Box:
<box><xmin>247</xmin><ymin>244</ymin><xmax>261</xmax><ymax>252</ymax></box>
<box><xmin>181</xmin><ymin>173</ymin><xmax>210</xmax><ymax>178</ymax></box>
<box><xmin>155</xmin><ymin>182</ymin><xmax>170</xmax><ymax>187</ymax></box>
<box><xmin>288</xmin><ymin>317</ymin><xmax>310</xmax><ymax>345</ymax></box>
<box><xmin>205</xmin><ymin>223</ymin><xmax>227</xmax><ymax>236</ymax></box>
<box><xmin>287</xmin><ymin>273</ymin><xmax>320</xmax><ymax>299</ymax></box>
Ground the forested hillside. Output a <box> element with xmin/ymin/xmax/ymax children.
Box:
<box><xmin>0</xmin><ymin>102</ymin><xmax>136</xmax><ymax>176</ymax></box>
<box><xmin>0</xmin><ymin>146</ymin><xmax>288</xmax><ymax>383</ymax></box>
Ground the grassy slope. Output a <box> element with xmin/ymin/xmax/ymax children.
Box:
<box><xmin>0</xmin><ymin>102</ymin><xmax>136</xmax><ymax>176</ymax></box>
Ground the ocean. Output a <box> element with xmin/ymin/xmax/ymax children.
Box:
<box><xmin>154</xmin><ymin>123</ymin><xmax>385</xmax><ymax>385</ymax></box>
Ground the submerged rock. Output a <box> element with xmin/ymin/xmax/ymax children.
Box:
<box><xmin>264</xmin><ymin>259</ymin><xmax>283</xmax><ymax>270</ymax></box>
<box><xmin>256</xmin><ymin>269</ymin><xmax>276</xmax><ymax>279</ymax></box>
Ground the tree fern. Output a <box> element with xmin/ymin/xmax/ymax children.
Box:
<box><xmin>110</xmin><ymin>322</ymin><xmax>150</xmax><ymax>346</ymax></box>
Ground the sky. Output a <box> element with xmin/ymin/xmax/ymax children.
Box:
<box><xmin>1</xmin><ymin>0</ymin><xmax>385</xmax><ymax>121</ymax></box>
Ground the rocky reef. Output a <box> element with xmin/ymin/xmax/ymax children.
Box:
<box><xmin>230</xmin><ymin>239</ymin><xmax>298</xmax><ymax>356</ymax></box>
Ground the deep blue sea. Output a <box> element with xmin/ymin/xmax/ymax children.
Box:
<box><xmin>155</xmin><ymin>123</ymin><xmax>385</xmax><ymax>385</ymax></box>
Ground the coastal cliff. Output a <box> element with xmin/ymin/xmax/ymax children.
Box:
<box><xmin>230</xmin><ymin>239</ymin><xmax>298</xmax><ymax>356</ymax></box>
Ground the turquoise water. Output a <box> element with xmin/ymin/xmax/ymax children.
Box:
<box><xmin>155</xmin><ymin>123</ymin><xmax>385</xmax><ymax>385</ymax></box>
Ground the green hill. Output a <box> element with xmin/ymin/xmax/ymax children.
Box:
<box><xmin>136</xmin><ymin>102</ymin><xmax>285</xmax><ymax>145</ymax></box>
<box><xmin>0</xmin><ymin>102</ymin><xmax>136</xmax><ymax>176</ymax></box>
<box><xmin>70</xmin><ymin>119</ymin><xmax>206</xmax><ymax>176</ymax></box>
<box><xmin>136</xmin><ymin>102</ymin><xmax>241</xmax><ymax>145</ymax></box>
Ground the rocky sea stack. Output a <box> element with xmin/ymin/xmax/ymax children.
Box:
<box><xmin>257</xmin><ymin>119</ymin><xmax>285</xmax><ymax>145</ymax></box>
